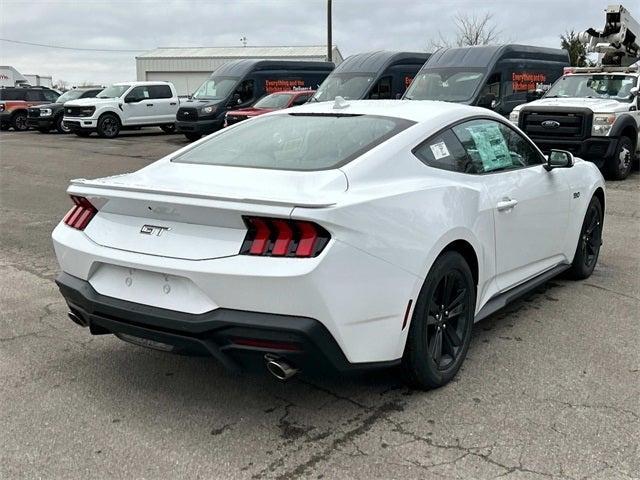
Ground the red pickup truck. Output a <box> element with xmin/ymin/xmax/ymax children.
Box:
<box><xmin>224</xmin><ymin>90</ymin><xmax>314</xmax><ymax>127</ymax></box>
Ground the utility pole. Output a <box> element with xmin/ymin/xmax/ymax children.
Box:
<box><xmin>327</xmin><ymin>0</ymin><xmax>332</xmax><ymax>62</ymax></box>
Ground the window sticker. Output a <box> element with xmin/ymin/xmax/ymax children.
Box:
<box><xmin>465</xmin><ymin>124</ymin><xmax>512</xmax><ymax>170</ymax></box>
<box><xmin>430</xmin><ymin>141</ymin><xmax>450</xmax><ymax>160</ymax></box>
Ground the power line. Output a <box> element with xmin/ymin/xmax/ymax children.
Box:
<box><xmin>0</xmin><ymin>38</ymin><xmax>145</xmax><ymax>52</ymax></box>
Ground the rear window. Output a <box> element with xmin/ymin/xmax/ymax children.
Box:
<box><xmin>0</xmin><ymin>89</ymin><xmax>25</xmax><ymax>100</ymax></box>
<box><xmin>172</xmin><ymin>113</ymin><xmax>414</xmax><ymax>171</ymax></box>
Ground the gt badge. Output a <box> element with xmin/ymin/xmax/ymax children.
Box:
<box><xmin>140</xmin><ymin>225</ymin><xmax>170</xmax><ymax>236</ymax></box>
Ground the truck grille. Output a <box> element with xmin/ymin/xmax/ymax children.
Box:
<box><xmin>28</xmin><ymin>108</ymin><xmax>40</xmax><ymax>118</ymax></box>
<box><xmin>65</xmin><ymin>106</ymin><xmax>95</xmax><ymax>117</ymax></box>
<box><xmin>521</xmin><ymin>111</ymin><xmax>587</xmax><ymax>140</ymax></box>
<box><xmin>177</xmin><ymin>108</ymin><xmax>198</xmax><ymax>121</ymax></box>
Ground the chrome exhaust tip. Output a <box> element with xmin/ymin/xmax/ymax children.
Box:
<box><xmin>264</xmin><ymin>354</ymin><xmax>299</xmax><ymax>381</ymax></box>
<box><xmin>68</xmin><ymin>311</ymin><xmax>87</xmax><ymax>327</ymax></box>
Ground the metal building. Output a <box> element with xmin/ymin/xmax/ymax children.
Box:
<box><xmin>136</xmin><ymin>45</ymin><xmax>343</xmax><ymax>95</ymax></box>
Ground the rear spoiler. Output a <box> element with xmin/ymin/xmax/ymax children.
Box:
<box><xmin>67</xmin><ymin>178</ymin><xmax>337</xmax><ymax>209</ymax></box>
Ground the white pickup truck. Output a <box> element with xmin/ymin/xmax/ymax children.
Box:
<box><xmin>510</xmin><ymin>66</ymin><xmax>639</xmax><ymax>180</ymax></box>
<box><xmin>63</xmin><ymin>81</ymin><xmax>179</xmax><ymax>138</ymax></box>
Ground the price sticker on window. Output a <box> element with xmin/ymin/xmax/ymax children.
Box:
<box><xmin>430</xmin><ymin>141</ymin><xmax>450</xmax><ymax>160</ymax></box>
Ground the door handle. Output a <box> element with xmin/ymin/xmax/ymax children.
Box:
<box><xmin>146</xmin><ymin>103</ymin><xmax>154</xmax><ymax>107</ymax></box>
<box><xmin>496</xmin><ymin>198</ymin><xmax>518</xmax><ymax>211</ymax></box>
<box><xmin>169</xmin><ymin>102</ymin><xmax>177</xmax><ymax>105</ymax></box>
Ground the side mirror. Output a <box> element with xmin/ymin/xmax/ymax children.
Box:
<box><xmin>477</xmin><ymin>93</ymin><xmax>496</xmax><ymax>109</ymax></box>
<box><xmin>526</xmin><ymin>89</ymin><xmax>544</xmax><ymax>102</ymax></box>
<box><xmin>630</xmin><ymin>86</ymin><xmax>638</xmax><ymax>97</ymax></box>
<box><xmin>544</xmin><ymin>149</ymin><xmax>574</xmax><ymax>171</ymax></box>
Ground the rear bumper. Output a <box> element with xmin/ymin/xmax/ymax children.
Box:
<box><xmin>56</xmin><ymin>272</ymin><xmax>399</xmax><ymax>374</ymax></box>
<box><xmin>528</xmin><ymin>136</ymin><xmax>617</xmax><ymax>166</ymax></box>
<box><xmin>175</xmin><ymin>118</ymin><xmax>222</xmax><ymax>135</ymax></box>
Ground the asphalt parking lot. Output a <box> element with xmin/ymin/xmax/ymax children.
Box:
<box><xmin>1</xmin><ymin>129</ymin><xmax>639</xmax><ymax>480</ymax></box>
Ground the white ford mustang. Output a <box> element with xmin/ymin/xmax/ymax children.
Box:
<box><xmin>53</xmin><ymin>99</ymin><xmax>605</xmax><ymax>389</ymax></box>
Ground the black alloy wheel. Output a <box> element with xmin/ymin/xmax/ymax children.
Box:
<box><xmin>567</xmin><ymin>196</ymin><xmax>603</xmax><ymax>280</ymax></box>
<box><xmin>12</xmin><ymin>111</ymin><xmax>28</xmax><ymax>131</ymax></box>
<box><xmin>402</xmin><ymin>251</ymin><xmax>475</xmax><ymax>389</ymax></box>
<box><xmin>97</xmin><ymin>113</ymin><xmax>120</xmax><ymax>138</ymax></box>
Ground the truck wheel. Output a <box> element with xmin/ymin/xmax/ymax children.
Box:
<box><xmin>12</xmin><ymin>111</ymin><xmax>28</xmax><ymax>131</ymax></box>
<box><xmin>55</xmin><ymin>115</ymin><xmax>71</xmax><ymax>134</ymax></box>
<box><xmin>185</xmin><ymin>132</ymin><xmax>202</xmax><ymax>141</ymax></box>
<box><xmin>97</xmin><ymin>113</ymin><xmax>121</xmax><ymax>138</ymax></box>
<box><xmin>605</xmin><ymin>136</ymin><xmax>633</xmax><ymax>180</ymax></box>
<box><xmin>401</xmin><ymin>251</ymin><xmax>475</xmax><ymax>390</ymax></box>
<box><xmin>161</xmin><ymin>124</ymin><xmax>176</xmax><ymax>134</ymax></box>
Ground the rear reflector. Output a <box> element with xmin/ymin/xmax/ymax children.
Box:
<box><xmin>240</xmin><ymin>216</ymin><xmax>330</xmax><ymax>258</ymax></box>
<box><xmin>63</xmin><ymin>195</ymin><xmax>97</xmax><ymax>230</ymax></box>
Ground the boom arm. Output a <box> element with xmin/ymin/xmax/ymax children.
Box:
<box><xmin>578</xmin><ymin>4</ymin><xmax>639</xmax><ymax>66</ymax></box>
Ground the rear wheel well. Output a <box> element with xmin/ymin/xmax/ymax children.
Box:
<box><xmin>441</xmin><ymin>240</ymin><xmax>478</xmax><ymax>287</ymax></box>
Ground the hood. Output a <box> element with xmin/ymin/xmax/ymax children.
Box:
<box><xmin>227</xmin><ymin>107</ymin><xmax>272</xmax><ymax>117</ymax></box>
<box><xmin>519</xmin><ymin>96</ymin><xmax>631</xmax><ymax>113</ymax></box>
<box><xmin>179</xmin><ymin>98</ymin><xmax>225</xmax><ymax>108</ymax></box>
<box><xmin>64</xmin><ymin>97</ymin><xmax>121</xmax><ymax>107</ymax></box>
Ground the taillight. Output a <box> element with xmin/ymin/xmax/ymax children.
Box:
<box><xmin>240</xmin><ymin>216</ymin><xmax>330</xmax><ymax>258</ymax></box>
<box><xmin>62</xmin><ymin>195</ymin><xmax>97</xmax><ymax>230</ymax></box>
<box><xmin>0</xmin><ymin>103</ymin><xmax>5</xmax><ymax>112</ymax></box>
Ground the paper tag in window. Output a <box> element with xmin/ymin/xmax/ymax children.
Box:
<box><xmin>430</xmin><ymin>141</ymin><xmax>450</xmax><ymax>160</ymax></box>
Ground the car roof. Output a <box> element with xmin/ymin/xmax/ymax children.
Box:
<box><xmin>279</xmin><ymin>99</ymin><xmax>500</xmax><ymax>124</ymax></box>
<box><xmin>335</xmin><ymin>51</ymin><xmax>430</xmax><ymax>74</ymax></box>
<box><xmin>425</xmin><ymin>44</ymin><xmax>568</xmax><ymax>69</ymax></box>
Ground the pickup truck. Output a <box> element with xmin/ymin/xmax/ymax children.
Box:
<box><xmin>63</xmin><ymin>81</ymin><xmax>179</xmax><ymax>138</ymax></box>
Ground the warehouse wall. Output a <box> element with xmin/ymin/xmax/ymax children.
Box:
<box><xmin>145</xmin><ymin>71</ymin><xmax>209</xmax><ymax>96</ymax></box>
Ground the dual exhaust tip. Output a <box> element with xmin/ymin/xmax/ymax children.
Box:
<box><xmin>264</xmin><ymin>354</ymin><xmax>299</xmax><ymax>381</ymax></box>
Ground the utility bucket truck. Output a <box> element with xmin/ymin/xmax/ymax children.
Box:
<box><xmin>510</xmin><ymin>4</ymin><xmax>640</xmax><ymax>180</ymax></box>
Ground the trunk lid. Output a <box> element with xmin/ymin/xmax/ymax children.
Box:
<box><xmin>69</xmin><ymin>161</ymin><xmax>347</xmax><ymax>260</ymax></box>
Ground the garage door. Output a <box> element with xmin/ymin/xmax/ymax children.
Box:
<box><xmin>146</xmin><ymin>72</ymin><xmax>210</xmax><ymax>96</ymax></box>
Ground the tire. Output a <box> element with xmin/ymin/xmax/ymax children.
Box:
<box><xmin>55</xmin><ymin>115</ymin><xmax>71</xmax><ymax>134</ymax></box>
<box><xmin>566</xmin><ymin>196</ymin><xmax>603</xmax><ymax>280</ymax></box>
<box><xmin>605</xmin><ymin>136</ymin><xmax>634</xmax><ymax>180</ymax></box>
<box><xmin>74</xmin><ymin>131</ymin><xmax>91</xmax><ymax>137</ymax></box>
<box><xmin>401</xmin><ymin>251</ymin><xmax>475</xmax><ymax>390</ymax></box>
<box><xmin>96</xmin><ymin>113</ymin><xmax>121</xmax><ymax>138</ymax></box>
<box><xmin>185</xmin><ymin>132</ymin><xmax>202</xmax><ymax>141</ymax></box>
<box><xmin>37</xmin><ymin>127</ymin><xmax>50</xmax><ymax>133</ymax></box>
<box><xmin>12</xmin><ymin>111</ymin><xmax>28</xmax><ymax>131</ymax></box>
<box><xmin>161</xmin><ymin>124</ymin><xmax>176</xmax><ymax>134</ymax></box>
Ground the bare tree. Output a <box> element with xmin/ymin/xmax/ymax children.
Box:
<box><xmin>428</xmin><ymin>12</ymin><xmax>501</xmax><ymax>50</ymax></box>
<box><xmin>54</xmin><ymin>79</ymin><xmax>69</xmax><ymax>91</ymax></box>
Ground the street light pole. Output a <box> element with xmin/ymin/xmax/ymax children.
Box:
<box><xmin>327</xmin><ymin>0</ymin><xmax>332</xmax><ymax>62</ymax></box>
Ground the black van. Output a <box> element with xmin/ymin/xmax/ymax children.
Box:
<box><xmin>403</xmin><ymin>44</ymin><xmax>569</xmax><ymax>115</ymax></box>
<box><xmin>311</xmin><ymin>51</ymin><xmax>430</xmax><ymax>102</ymax></box>
<box><xmin>176</xmin><ymin>60</ymin><xmax>334</xmax><ymax>140</ymax></box>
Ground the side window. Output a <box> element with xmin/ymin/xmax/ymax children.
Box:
<box><xmin>148</xmin><ymin>85</ymin><xmax>172</xmax><ymax>99</ymax></box>
<box><xmin>413</xmin><ymin>129</ymin><xmax>474</xmax><ymax>173</ymax></box>
<box><xmin>291</xmin><ymin>93</ymin><xmax>310</xmax><ymax>106</ymax></box>
<box><xmin>25</xmin><ymin>90</ymin><xmax>41</xmax><ymax>101</ymax></box>
<box><xmin>43</xmin><ymin>90</ymin><xmax>58</xmax><ymax>102</ymax></box>
<box><xmin>369</xmin><ymin>77</ymin><xmax>392</xmax><ymax>99</ymax></box>
<box><xmin>452</xmin><ymin>119</ymin><xmax>543</xmax><ymax>173</ymax></box>
<box><xmin>126</xmin><ymin>86</ymin><xmax>150</xmax><ymax>101</ymax></box>
<box><xmin>235</xmin><ymin>79</ymin><xmax>255</xmax><ymax>104</ymax></box>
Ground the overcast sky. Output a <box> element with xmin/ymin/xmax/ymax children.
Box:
<box><xmin>0</xmin><ymin>0</ymin><xmax>613</xmax><ymax>86</ymax></box>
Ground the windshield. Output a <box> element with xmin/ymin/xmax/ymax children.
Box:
<box><xmin>97</xmin><ymin>85</ymin><xmax>131</xmax><ymax>98</ymax></box>
<box><xmin>172</xmin><ymin>113</ymin><xmax>414</xmax><ymax>171</ymax></box>
<box><xmin>193</xmin><ymin>77</ymin><xmax>239</xmax><ymax>100</ymax></box>
<box><xmin>254</xmin><ymin>93</ymin><xmax>294</xmax><ymax>109</ymax></box>
<box><xmin>56</xmin><ymin>90</ymin><xmax>84</xmax><ymax>103</ymax></box>
<box><xmin>312</xmin><ymin>73</ymin><xmax>375</xmax><ymax>101</ymax></box>
<box><xmin>546</xmin><ymin>74</ymin><xmax>636</xmax><ymax>101</ymax></box>
<box><xmin>405</xmin><ymin>68</ymin><xmax>485</xmax><ymax>102</ymax></box>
